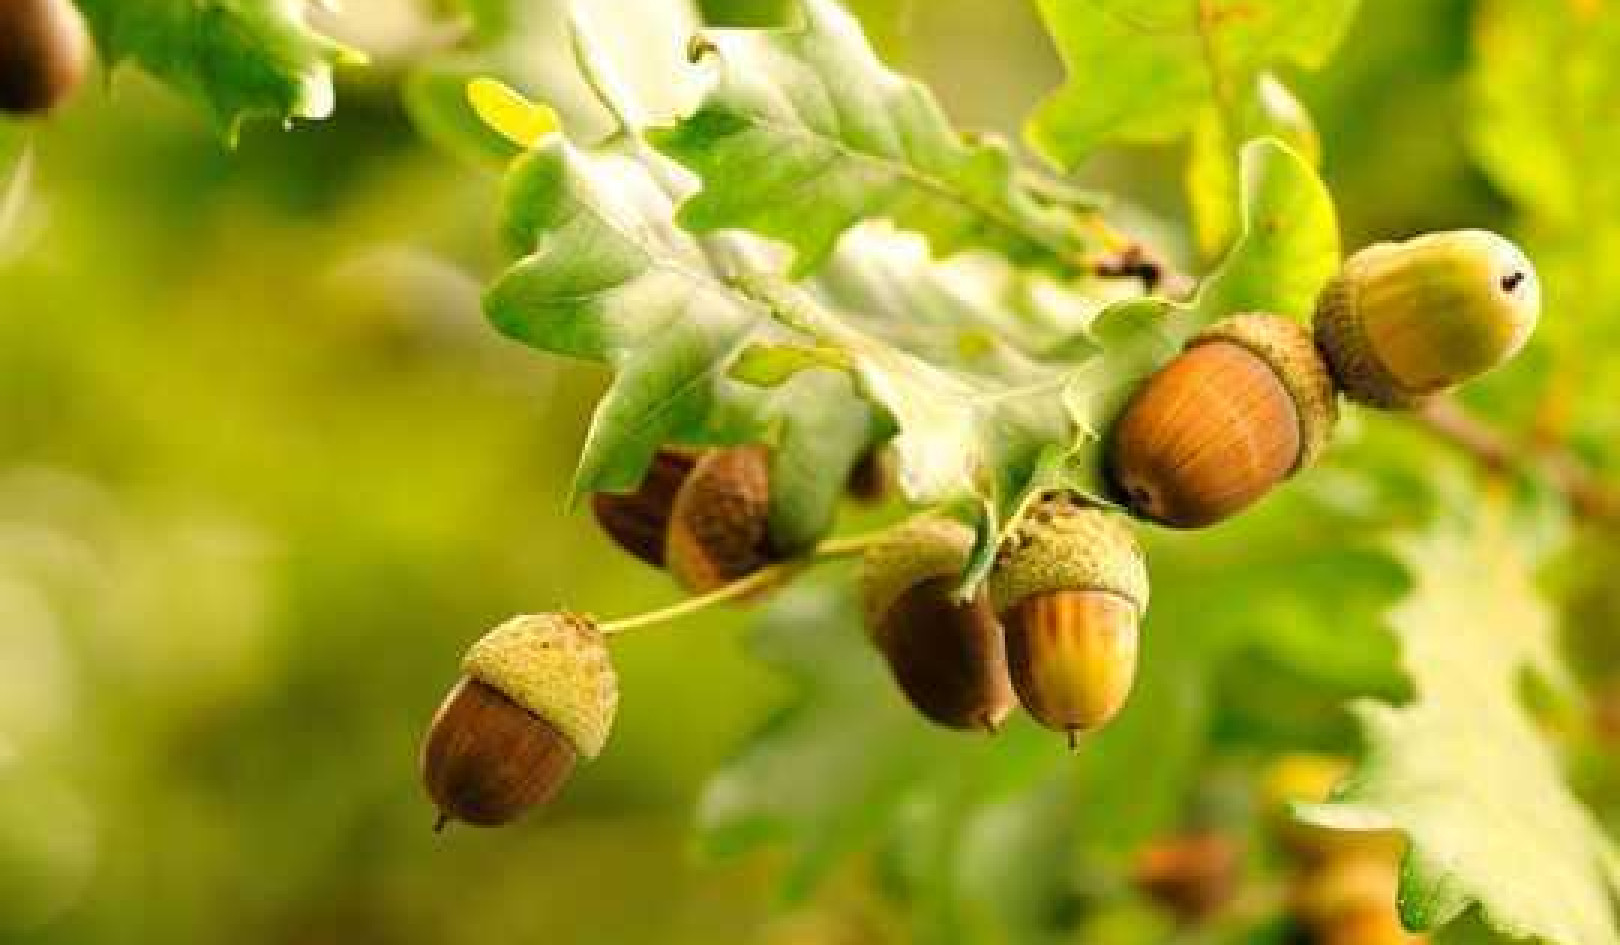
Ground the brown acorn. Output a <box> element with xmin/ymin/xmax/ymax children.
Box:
<box><xmin>989</xmin><ymin>494</ymin><xmax>1149</xmax><ymax>744</ymax></box>
<box><xmin>665</xmin><ymin>445</ymin><xmax>780</xmax><ymax>593</ymax></box>
<box><xmin>860</xmin><ymin>517</ymin><xmax>1015</xmax><ymax>731</ymax></box>
<box><xmin>422</xmin><ymin>613</ymin><xmax>617</xmax><ymax>828</ymax></box>
<box><xmin>1109</xmin><ymin>313</ymin><xmax>1337</xmax><ymax>529</ymax></box>
<box><xmin>590</xmin><ymin>447</ymin><xmax>698</xmax><ymax>567</ymax></box>
<box><xmin>1316</xmin><ymin>230</ymin><xmax>1539</xmax><ymax>408</ymax></box>
<box><xmin>1132</xmin><ymin>831</ymin><xmax>1242</xmax><ymax>924</ymax></box>
<box><xmin>0</xmin><ymin>0</ymin><xmax>89</xmax><ymax>116</ymax></box>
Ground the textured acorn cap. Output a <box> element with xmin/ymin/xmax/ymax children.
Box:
<box><xmin>860</xmin><ymin>517</ymin><xmax>977</xmax><ymax>630</ymax></box>
<box><xmin>1315</xmin><ymin>229</ymin><xmax>1540</xmax><ymax>408</ymax></box>
<box><xmin>666</xmin><ymin>446</ymin><xmax>775</xmax><ymax>593</ymax></box>
<box><xmin>989</xmin><ymin>495</ymin><xmax>1148</xmax><ymax>617</ymax></box>
<box><xmin>1194</xmin><ymin>313</ymin><xmax>1339</xmax><ymax>469</ymax></box>
<box><xmin>463</xmin><ymin>613</ymin><xmax>617</xmax><ymax>758</ymax></box>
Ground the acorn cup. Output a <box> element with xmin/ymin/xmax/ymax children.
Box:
<box><xmin>860</xmin><ymin>517</ymin><xmax>1016</xmax><ymax>732</ymax></box>
<box><xmin>422</xmin><ymin>613</ymin><xmax>617</xmax><ymax>829</ymax></box>
<box><xmin>1110</xmin><ymin>313</ymin><xmax>1338</xmax><ymax>529</ymax></box>
<box><xmin>590</xmin><ymin>447</ymin><xmax>699</xmax><ymax>567</ymax></box>
<box><xmin>665</xmin><ymin>445</ymin><xmax>780</xmax><ymax>593</ymax></box>
<box><xmin>989</xmin><ymin>494</ymin><xmax>1149</xmax><ymax>745</ymax></box>
<box><xmin>0</xmin><ymin>0</ymin><xmax>90</xmax><ymax>116</ymax></box>
<box><xmin>1316</xmin><ymin>229</ymin><xmax>1540</xmax><ymax>408</ymax></box>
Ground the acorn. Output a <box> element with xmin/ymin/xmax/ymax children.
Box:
<box><xmin>846</xmin><ymin>447</ymin><xmax>891</xmax><ymax>505</ymax></box>
<box><xmin>422</xmin><ymin>613</ymin><xmax>617</xmax><ymax>828</ymax></box>
<box><xmin>590</xmin><ymin>447</ymin><xmax>698</xmax><ymax>567</ymax></box>
<box><xmin>0</xmin><ymin>0</ymin><xmax>90</xmax><ymax>116</ymax></box>
<box><xmin>1262</xmin><ymin>753</ymin><xmax>1404</xmax><ymax>867</ymax></box>
<box><xmin>1315</xmin><ymin>229</ymin><xmax>1540</xmax><ymax>408</ymax></box>
<box><xmin>1109</xmin><ymin>313</ymin><xmax>1338</xmax><ymax>529</ymax></box>
<box><xmin>860</xmin><ymin>517</ymin><xmax>1016</xmax><ymax>731</ymax></box>
<box><xmin>1132</xmin><ymin>831</ymin><xmax>1242</xmax><ymax>924</ymax></box>
<box><xmin>665</xmin><ymin>445</ymin><xmax>780</xmax><ymax>593</ymax></box>
<box><xmin>989</xmin><ymin>494</ymin><xmax>1149</xmax><ymax>744</ymax></box>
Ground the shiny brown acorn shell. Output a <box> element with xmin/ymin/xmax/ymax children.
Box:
<box><xmin>421</xmin><ymin>676</ymin><xmax>578</xmax><ymax>828</ymax></box>
<box><xmin>0</xmin><ymin>0</ymin><xmax>90</xmax><ymax>116</ymax></box>
<box><xmin>1109</xmin><ymin>314</ymin><xmax>1336</xmax><ymax>529</ymax></box>
<box><xmin>590</xmin><ymin>447</ymin><xmax>698</xmax><ymax>567</ymax></box>
<box><xmin>861</xmin><ymin>517</ymin><xmax>1015</xmax><ymax>732</ymax></box>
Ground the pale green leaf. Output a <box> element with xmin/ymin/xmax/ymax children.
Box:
<box><xmin>1028</xmin><ymin>0</ymin><xmax>1357</xmax><ymax>168</ymax></box>
<box><xmin>650</xmin><ymin>0</ymin><xmax>1097</xmax><ymax>276</ymax></box>
<box><xmin>71</xmin><ymin>0</ymin><xmax>350</xmax><ymax>141</ymax></box>
<box><xmin>483</xmin><ymin>139</ymin><xmax>878</xmax><ymax>551</ymax></box>
<box><xmin>1300</xmin><ymin>505</ymin><xmax>1620</xmax><ymax>944</ymax></box>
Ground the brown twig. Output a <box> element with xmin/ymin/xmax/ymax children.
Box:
<box><xmin>1416</xmin><ymin>397</ymin><xmax>1620</xmax><ymax>523</ymax></box>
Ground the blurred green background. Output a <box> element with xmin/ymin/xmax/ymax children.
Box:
<box><xmin>0</xmin><ymin>0</ymin><xmax>1597</xmax><ymax>942</ymax></box>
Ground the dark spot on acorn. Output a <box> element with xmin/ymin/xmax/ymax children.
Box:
<box><xmin>1501</xmin><ymin>270</ymin><xmax>1525</xmax><ymax>294</ymax></box>
<box><xmin>0</xmin><ymin>0</ymin><xmax>89</xmax><ymax>116</ymax></box>
<box><xmin>872</xmin><ymin>576</ymin><xmax>1015</xmax><ymax>732</ymax></box>
<box><xmin>590</xmin><ymin>447</ymin><xmax>698</xmax><ymax>567</ymax></box>
<box><xmin>421</xmin><ymin>677</ymin><xmax>577</xmax><ymax>828</ymax></box>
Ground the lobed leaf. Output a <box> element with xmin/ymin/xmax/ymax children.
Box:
<box><xmin>72</xmin><ymin>0</ymin><xmax>350</xmax><ymax>142</ymax></box>
<box><xmin>1300</xmin><ymin>503</ymin><xmax>1620</xmax><ymax>945</ymax></box>
<box><xmin>1028</xmin><ymin>0</ymin><xmax>1358</xmax><ymax>169</ymax></box>
<box><xmin>650</xmin><ymin>0</ymin><xmax>1097</xmax><ymax>277</ymax></box>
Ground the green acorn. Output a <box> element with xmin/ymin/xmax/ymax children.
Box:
<box><xmin>422</xmin><ymin>613</ymin><xmax>617</xmax><ymax>828</ymax></box>
<box><xmin>0</xmin><ymin>0</ymin><xmax>89</xmax><ymax>116</ymax></box>
<box><xmin>989</xmin><ymin>494</ymin><xmax>1149</xmax><ymax>744</ymax></box>
<box><xmin>1110</xmin><ymin>314</ymin><xmax>1338</xmax><ymax>528</ymax></box>
<box><xmin>861</xmin><ymin>517</ymin><xmax>1015</xmax><ymax>732</ymax></box>
<box><xmin>1315</xmin><ymin>229</ymin><xmax>1540</xmax><ymax>408</ymax></box>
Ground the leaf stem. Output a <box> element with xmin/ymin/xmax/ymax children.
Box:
<box><xmin>599</xmin><ymin>533</ymin><xmax>880</xmax><ymax>637</ymax></box>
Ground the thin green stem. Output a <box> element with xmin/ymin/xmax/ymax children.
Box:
<box><xmin>599</xmin><ymin>533</ymin><xmax>882</xmax><ymax>637</ymax></box>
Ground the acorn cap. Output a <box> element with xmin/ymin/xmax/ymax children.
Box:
<box><xmin>989</xmin><ymin>495</ymin><xmax>1149</xmax><ymax>618</ymax></box>
<box><xmin>665</xmin><ymin>446</ymin><xmax>775</xmax><ymax>593</ymax></box>
<box><xmin>1315</xmin><ymin>229</ymin><xmax>1540</xmax><ymax>408</ymax></box>
<box><xmin>462</xmin><ymin>613</ymin><xmax>617</xmax><ymax>758</ymax></box>
<box><xmin>1193</xmin><ymin>313</ymin><xmax>1339</xmax><ymax>469</ymax></box>
<box><xmin>860</xmin><ymin>516</ymin><xmax>977</xmax><ymax>630</ymax></box>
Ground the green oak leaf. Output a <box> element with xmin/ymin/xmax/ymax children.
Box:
<box><xmin>1186</xmin><ymin>73</ymin><xmax>1322</xmax><ymax>260</ymax></box>
<box><xmin>650</xmin><ymin>0</ymin><xmax>1097</xmax><ymax>277</ymax></box>
<box><xmin>483</xmin><ymin>139</ymin><xmax>877</xmax><ymax>552</ymax></box>
<box><xmin>1299</xmin><ymin>504</ymin><xmax>1620</xmax><ymax>944</ymax></box>
<box><xmin>71</xmin><ymin>0</ymin><xmax>350</xmax><ymax>142</ymax></box>
<box><xmin>1028</xmin><ymin>0</ymin><xmax>1357</xmax><ymax>169</ymax></box>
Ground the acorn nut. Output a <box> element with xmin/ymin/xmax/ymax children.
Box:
<box><xmin>590</xmin><ymin>447</ymin><xmax>698</xmax><ymax>567</ymax></box>
<box><xmin>1110</xmin><ymin>313</ymin><xmax>1338</xmax><ymax>529</ymax></box>
<box><xmin>665</xmin><ymin>445</ymin><xmax>780</xmax><ymax>593</ymax></box>
<box><xmin>1315</xmin><ymin>229</ymin><xmax>1540</xmax><ymax>408</ymax></box>
<box><xmin>0</xmin><ymin>0</ymin><xmax>90</xmax><ymax>116</ymax></box>
<box><xmin>989</xmin><ymin>494</ymin><xmax>1149</xmax><ymax>744</ymax></box>
<box><xmin>422</xmin><ymin>613</ymin><xmax>617</xmax><ymax>828</ymax></box>
<box><xmin>860</xmin><ymin>517</ymin><xmax>1016</xmax><ymax>732</ymax></box>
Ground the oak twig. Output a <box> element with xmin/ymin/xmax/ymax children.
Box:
<box><xmin>1417</xmin><ymin>397</ymin><xmax>1620</xmax><ymax>523</ymax></box>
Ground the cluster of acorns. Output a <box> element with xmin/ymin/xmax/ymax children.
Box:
<box><xmin>0</xmin><ymin>0</ymin><xmax>89</xmax><ymax>117</ymax></box>
<box><xmin>424</xmin><ymin>228</ymin><xmax>1541</xmax><ymax>830</ymax></box>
